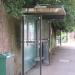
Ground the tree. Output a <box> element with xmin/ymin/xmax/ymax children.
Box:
<box><xmin>2</xmin><ymin>0</ymin><xmax>75</xmax><ymax>32</ymax></box>
<box><xmin>3</xmin><ymin>0</ymin><xmax>26</xmax><ymax>17</ymax></box>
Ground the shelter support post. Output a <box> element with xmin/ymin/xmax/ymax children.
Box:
<box><xmin>21</xmin><ymin>16</ymin><xmax>24</xmax><ymax>75</ymax></box>
<box><xmin>39</xmin><ymin>16</ymin><xmax>42</xmax><ymax>75</ymax></box>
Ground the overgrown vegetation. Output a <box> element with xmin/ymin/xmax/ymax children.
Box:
<box><xmin>3</xmin><ymin>0</ymin><xmax>26</xmax><ymax>17</ymax></box>
<box><xmin>3</xmin><ymin>0</ymin><xmax>75</xmax><ymax>32</ymax></box>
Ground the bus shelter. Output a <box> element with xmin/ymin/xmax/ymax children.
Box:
<box><xmin>21</xmin><ymin>4</ymin><xmax>66</xmax><ymax>75</ymax></box>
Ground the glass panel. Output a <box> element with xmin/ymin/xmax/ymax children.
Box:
<box><xmin>42</xmin><ymin>20</ymin><xmax>50</xmax><ymax>75</ymax></box>
<box><xmin>24</xmin><ymin>15</ymin><xmax>40</xmax><ymax>75</ymax></box>
<box><xmin>28</xmin><ymin>22</ymin><xmax>35</xmax><ymax>41</ymax></box>
<box><xmin>24</xmin><ymin>24</ymin><xmax>27</xmax><ymax>41</ymax></box>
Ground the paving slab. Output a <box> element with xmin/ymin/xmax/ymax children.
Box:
<box><xmin>26</xmin><ymin>46</ymin><xmax>75</xmax><ymax>75</ymax></box>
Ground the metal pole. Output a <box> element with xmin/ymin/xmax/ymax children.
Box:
<box><xmin>21</xmin><ymin>15</ymin><xmax>24</xmax><ymax>75</ymax></box>
<box><xmin>60</xmin><ymin>30</ymin><xmax>61</xmax><ymax>46</ymax></box>
<box><xmin>49</xmin><ymin>20</ymin><xmax>51</xmax><ymax>64</ymax></box>
<box><xmin>39</xmin><ymin>16</ymin><xmax>42</xmax><ymax>75</ymax></box>
<box><xmin>49</xmin><ymin>21</ymin><xmax>51</xmax><ymax>49</ymax></box>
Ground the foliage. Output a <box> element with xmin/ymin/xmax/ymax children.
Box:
<box><xmin>3</xmin><ymin>0</ymin><xmax>26</xmax><ymax>17</ymax></box>
<box><xmin>3</xmin><ymin>0</ymin><xmax>75</xmax><ymax>32</ymax></box>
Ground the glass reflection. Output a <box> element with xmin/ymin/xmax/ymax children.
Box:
<box><xmin>24</xmin><ymin>16</ymin><xmax>40</xmax><ymax>75</ymax></box>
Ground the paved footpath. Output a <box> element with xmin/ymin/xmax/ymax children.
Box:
<box><xmin>27</xmin><ymin>45</ymin><xmax>75</xmax><ymax>75</ymax></box>
<box><xmin>42</xmin><ymin>46</ymin><xmax>75</xmax><ymax>75</ymax></box>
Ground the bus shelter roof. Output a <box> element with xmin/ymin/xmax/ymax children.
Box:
<box><xmin>21</xmin><ymin>5</ymin><xmax>66</xmax><ymax>20</ymax></box>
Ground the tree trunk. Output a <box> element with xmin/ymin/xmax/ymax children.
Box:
<box><xmin>66</xmin><ymin>32</ymin><xmax>68</xmax><ymax>42</ymax></box>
